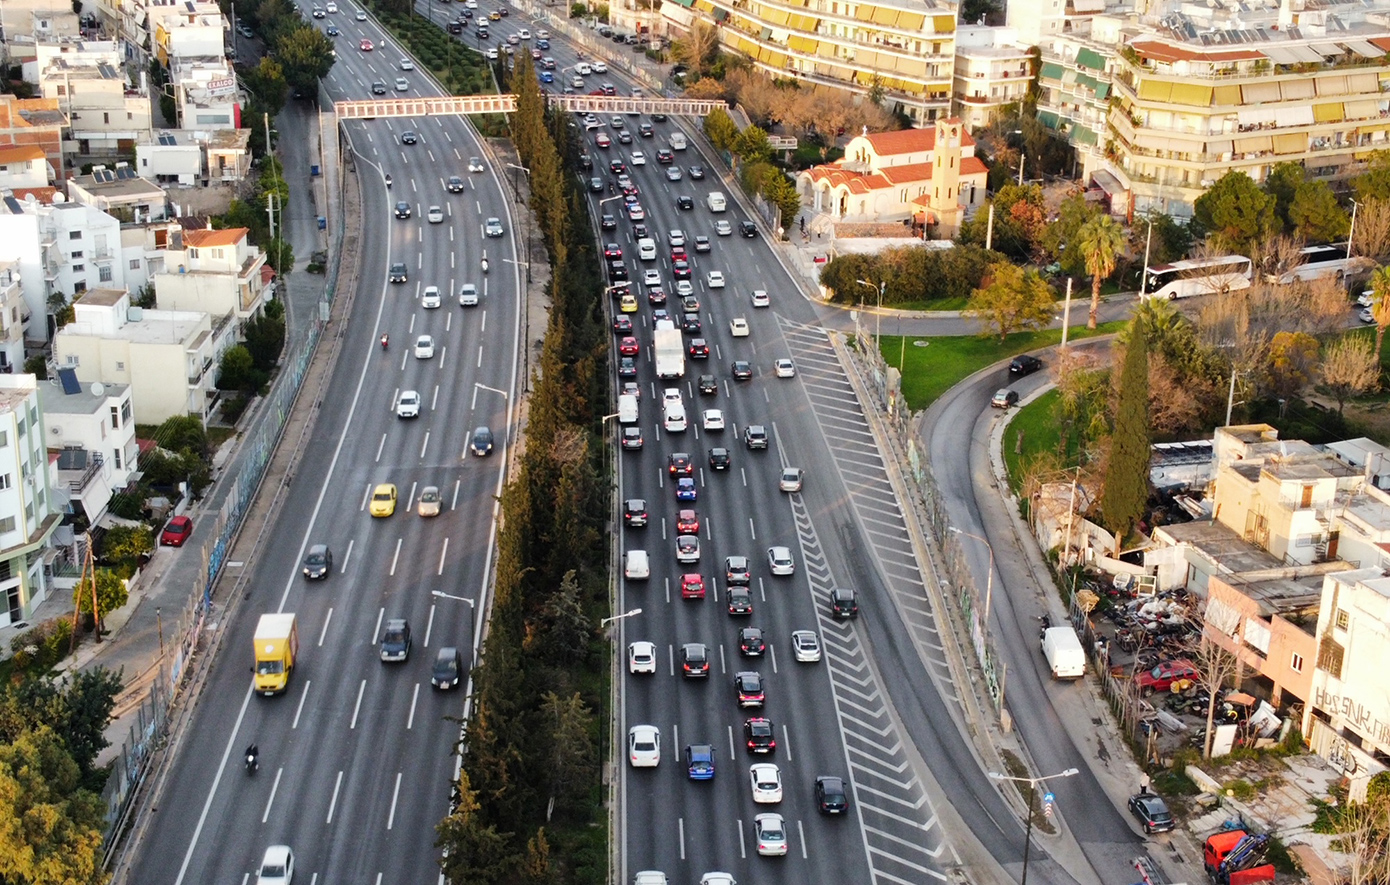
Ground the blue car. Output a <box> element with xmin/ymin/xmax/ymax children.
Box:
<box><xmin>536</xmin><ymin>38</ymin><xmax>550</xmax><ymax>48</ymax></box>
<box><xmin>686</xmin><ymin>744</ymin><xmax>714</xmax><ymax>780</ymax></box>
<box><xmin>675</xmin><ymin>477</ymin><xmax>697</xmax><ymax>501</ymax></box>
<box><xmin>539</xmin><ymin>71</ymin><xmax>553</xmax><ymax>83</ymax></box>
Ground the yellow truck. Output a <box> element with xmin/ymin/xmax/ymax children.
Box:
<box><xmin>253</xmin><ymin>613</ymin><xmax>299</xmax><ymax>695</ymax></box>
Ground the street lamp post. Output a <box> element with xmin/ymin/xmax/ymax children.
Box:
<box><xmin>1139</xmin><ymin>215</ymin><xmax>1154</xmax><ymax>299</ymax></box>
<box><xmin>949</xmin><ymin>526</ymin><xmax>995</xmax><ymax>649</ymax></box>
<box><xmin>855</xmin><ymin>278</ymin><xmax>885</xmax><ymax>356</ymax></box>
<box><xmin>431</xmin><ymin>591</ymin><xmax>479</xmax><ymax>667</ymax></box>
<box><xmin>988</xmin><ymin>767</ymin><xmax>1079</xmax><ymax>885</ymax></box>
<box><xmin>1349</xmin><ymin>198</ymin><xmax>1360</xmax><ymax>261</ymax></box>
<box><xmin>601</xmin><ymin>608</ymin><xmax>642</xmax><ymax>629</ymax></box>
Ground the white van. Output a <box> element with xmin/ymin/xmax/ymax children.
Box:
<box><xmin>664</xmin><ymin>401</ymin><xmax>687</xmax><ymax>432</ymax></box>
<box><xmin>575</xmin><ymin>61</ymin><xmax>592</xmax><ymax>75</ymax></box>
<box><xmin>624</xmin><ymin>549</ymin><xmax>650</xmax><ymax>579</ymax></box>
<box><xmin>1041</xmin><ymin>626</ymin><xmax>1086</xmax><ymax>680</ymax></box>
<box><xmin>618</xmin><ymin>394</ymin><xmax>639</xmax><ymax>424</ymax></box>
<box><xmin>637</xmin><ymin>238</ymin><xmax>657</xmax><ymax>261</ymax></box>
<box><xmin>669</xmin><ymin>132</ymin><xmax>687</xmax><ymax>150</ymax></box>
<box><xmin>706</xmin><ymin>191</ymin><xmax>726</xmax><ymax>212</ymax></box>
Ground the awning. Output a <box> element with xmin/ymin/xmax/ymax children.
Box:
<box><xmin>1345</xmin><ymin>99</ymin><xmax>1381</xmax><ymax>119</ymax></box>
<box><xmin>1316</xmin><ymin>75</ymin><xmax>1348</xmax><ymax>96</ymax></box>
<box><xmin>1311</xmin><ymin>42</ymin><xmax>1343</xmax><ymax>57</ymax></box>
<box><xmin>1242</xmin><ymin>81</ymin><xmax>1281</xmax><ymax>103</ymax></box>
<box><xmin>1169</xmin><ymin>83</ymin><xmax>1213</xmax><ymax>106</ymax></box>
<box><xmin>1284</xmin><ymin>105</ymin><xmax>1315</xmax><ymax>126</ymax></box>
<box><xmin>1073</xmin><ymin>126</ymin><xmax>1098</xmax><ymax>145</ymax></box>
<box><xmin>1238</xmin><ymin>107</ymin><xmax>1278</xmax><ymax>125</ymax></box>
<box><xmin>1138</xmin><ymin>79</ymin><xmax>1172</xmax><ymax>102</ymax></box>
<box><xmin>1234</xmin><ymin>135</ymin><xmax>1272</xmax><ymax>153</ymax></box>
<box><xmin>1076</xmin><ymin>73</ymin><xmax>1098</xmax><ymax>93</ymax></box>
<box><xmin>1076</xmin><ymin>47</ymin><xmax>1106</xmax><ymax>70</ymax></box>
<box><xmin>1095</xmin><ymin>83</ymin><xmax>1111</xmax><ymax>100</ymax></box>
<box><xmin>1205</xmin><ymin>139</ymin><xmax>1233</xmax><ymax>156</ymax></box>
<box><xmin>1090</xmin><ymin>169</ymin><xmax>1126</xmax><ymax>196</ymax></box>
<box><xmin>1288</xmin><ymin>44</ymin><xmax>1326</xmax><ymax>63</ymax></box>
<box><xmin>1349</xmin><ymin>72</ymin><xmax>1380</xmax><ymax>92</ymax></box>
<box><xmin>1344</xmin><ymin>40</ymin><xmax>1384</xmax><ymax>58</ymax></box>
<box><xmin>1261</xmin><ymin>46</ymin><xmax>1301</xmax><ymax>65</ymax></box>
<box><xmin>1273</xmin><ymin>132</ymin><xmax>1307</xmax><ymax>154</ymax></box>
<box><xmin>1213</xmin><ymin>84</ymin><xmax>1241</xmax><ymax>106</ymax></box>
<box><xmin>1281</xmin><ymin>78</ymin><xmax>1315</xmax><ymax>100</ymax></box>
<box><xmin>1314</xmin><ymin>102</ymin><xmax>1345</xmax><ymax>123</ymax></box>
<box><xmin>1037</xmin><ymin>110</ymin><xmax>1060</xmax><ymax>128</ymax></box>
<box><xmin>1040</xmin><ymin>62</ymin><xmax>1064</xmax><ymax>81</ymax></box>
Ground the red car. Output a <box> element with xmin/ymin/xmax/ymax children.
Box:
<box><xmin>670</xmin><ymin>247</ymin><xmax>687</xmax><ymax>261</ymax></box>
<box><xmin>1135</xmin><ymin>659</ymin><xmax>1200</xmax><ymax>695</ymax></box>
<box><xmin>680</xmin><ymin>573</ymin><xmax>706</xmax><ymax>599</ymax></box>
<box><xmin>618</xmin><ymin>336</ymin><xmax>639</xmax><ymax>356</ymax></box>
<box><xmin>160</xmin><ymin>515</ymin><xmax>194</xmax><ymax>547</ymax></box>
<box><xmin>359</xmin><ymin>38</ymin><xmax>374</xmax><ymax>50</ymax></box>
<box><xmin>676</xmin><ymin>509</ymin><xmax>699</xmax><ymax>534</ymax></box>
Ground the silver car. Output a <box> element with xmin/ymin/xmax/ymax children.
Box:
<box><xmin>754</xmin><ymin>813</ymin><xmax>788</xmax><ymax>856</ymax></box>
<box><xmin>484</xmin><ymin>217</ymin><xmax>504</xmax><ymax>237</ymax></box>
<box><xmin>779</xmin><ymin>467</ymin><xmax>803</xmax><ymax>492</ymax></box>
<box><xmin>767</xmin><ymin>546</ymin><xmax>794</xmax><ymax>576</ymax></box>
<box><xmin>790</xmin><ymin>630</ymin><xmax>820</xmax><ymax>662</ymax></box>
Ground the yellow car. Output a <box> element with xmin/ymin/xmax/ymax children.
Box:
<box><xmin>619</xmin><ymin>293</ymin><xmax>638</xmax><ymax>313</ymax></box>
<box><xmin>488</xmin><ymin>10</ymin><xmax>501</xmax><ymax>19</ymax></box>
<box><xmin>369</xmin><ymin>483</ymin><xmax>398</xmax><ymax>517</ymax></box>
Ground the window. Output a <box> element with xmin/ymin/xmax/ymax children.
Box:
<box><xmin>1336</xmin><ymin>608</ymin><xmax>1349</xmax><ymax>630</ymax></box>
<box><xmin>103</xmin><ymin>112</ymin><xmax>110</xmax><ymax>124</ymax></box>
<box><xmin>0</xmin><ymin>474</ymin><xmax>10</xmax><ymax>490</ymax></box>
<box><xmin>0</xmin><ymin>430</ymin><xmax>8</xmax><ymax>447</ymax></box>
<box><xmin>1318</xmin><ymin>636</ymin><xmax>1345</xmax><ymax>679</ymax></box>
<box><xmin>65</xmin><ymin>355</ymin><xmax>78</xmax><ymax>366</ymax></box>
<box><xmin>72</xmin><ymin>264</ymin><xmax>84</xmax><ymax>273</ymax></box>
<box><xmin>71</xmin><ymin>251</ymin><xmax>83</xmax><ymax>260</ymax></box>
<box><xmin>110</xmin><ymin>405</ymin><xmax>119</xmax><ymax>430</ymax></box>
<box><xmin>1290</xmin><ymin>652</ymin><xmax>1304</xmax><ymax>673</ymax></box>
<box><xmin>129</xmin><ymin>259</ymin><xmax>140</xmax><ymax>270</ymax></box>
<box><xmin>115</xmin><ymin>361</ymin><xmax>124</xmax><ymax>372</ymax></box>
<box><xmin>121</xmin><ymin>400</ymin><xmax>132</xmax><ymax>423</ymax></box>
<box><xmin>99</xmin><ymin>265</ymin><xmax>112</xmax><ymax>283</ymax></box>
<box><xmin>113</xmin><ymin>449</ymin><xmax>121</xmax><ymax>469</ymax></box>
<box><xmin>0</xmin><ymin>517</ymin><xmax>14</xmax><ymax>534</ymax></box>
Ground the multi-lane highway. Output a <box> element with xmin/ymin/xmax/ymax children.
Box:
<box><xmin>128</xmin><ymin>6</ymin><xmax>522</xmax><ymax>882</ymax></box>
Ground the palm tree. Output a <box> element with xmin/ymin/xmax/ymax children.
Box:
<box><xmin>1373</xmin><ymin>265</ymin><xmax>1390</xmax><ymax>357</ymax></box>
<box><xmin>1077</xmin><ymin>215</ymin><xmax>1126</xmax><ymax>329</ymax></box>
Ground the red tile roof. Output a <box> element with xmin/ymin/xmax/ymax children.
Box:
<box><xmin>183</xmin><ymin>227</ymin><xmax>248</xmax><ymax>248</ymax></box>
<box><xmin>864</xmin><ymin>126</ymin><xmax>976</xmax><ymax>156</ymax></box>
<box><xmin>1130</xmin><ymin>39</ymin><xmax>1264</xmax><ymax>63</ymax></box>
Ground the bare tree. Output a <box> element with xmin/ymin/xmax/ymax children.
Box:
<box><xmin>1353</xmin><ymin>198</ymin><xmax>1390</xmax><ymax>265</ymax></box>
<box><xmin>1339</xmin><ymin>788</ymin><xmax>1390</xmax><ymax>885</ymax></box>
<box><xmin>1320</xmin><ymin>335</ymin><xmax>1382</xmax><ymax>415</ymax></box>
<box><xmin>1306</xmin><ymin>275</ymin><xmax>1355</xmax><ymax>334</ymax></box>
<box><xmin>672</xmin><ymin>21</ymin><xmax>719</xmax><ymax>78</ymax></box>
<box><xmin>1148</xmin><ymin>353</ymin><xmax>1205</xmax><ymax>437</ymax></box>
<box><xmin>725</xmin><ymin>68</ymin><xmax>781</xmax><ymax>125</ymax></box>
<box><xmin>1190</xmin><ymin>601</ymin><xmax>1244</xmax><ymax>759</ymax></box>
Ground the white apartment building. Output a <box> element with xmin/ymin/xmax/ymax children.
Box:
<box><xmin>119</xmin><ymin>217</ymin><xmax>184</xmax><ymax>293</ymax></box>
<box><xmin>66</xmin><ymin>164</ymin><xmax>169</xmax><ymax>222</ymax></box>
<box><xmin>170</xmin><ymin>59</ymin><xmax>240</xmax><ymax>130</ymax></box>
<box><xmin>0</xmin><ymin>145</ymin><xmax>53</xmax><ymax>189</ymax></box>
<box><xmin>952</xmin><ymin>26</ymin><xmax>1033</xmax><ymax>130</ymax></box>
<box><xmin>0</xmin><ymin>262</ymin><xmax>28</xmax><ymax>373</ymax></box>
<box><xmin>37</xmin><ymin>52</ymin><xmax>152</xmax><ymax>158</ymax></box>
<box><xmin>40</xmin><ymin>373</ymin><xmax>136</xmax><ymax>525</ymax></box>
<box><xmin>54</xmin><ymin>287</ymin><xmax>237</xmax><ymax>424</ymax></box>
<box><xmin>0</xmin><ymin>373</ymin><xmax>63</xmax><ymax>627</ymax></box>
<box><xmin>0</xmin><ymin>0</ymin><xmax>81</xmax><ymax>66</ymax></box>
<box><xmin>153</xmin><ymin>3</ymin><xmax>226</xmax><ymax>65</ymax></box>
<box><xmin>154</xmin><ymin>227</ymin><xmax>269</xmax><ymax>322</ymax></box>
<box><xmin>1311</xmin><ymin>568</ymin><xmax>1390</xmax><ymax>781</ymax></box>
<box><xmin>0</xmin><ymin>192</ymin><xmax>127</xmax><ymax>339</ymax></box>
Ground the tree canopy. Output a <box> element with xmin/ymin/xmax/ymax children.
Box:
<box><xmin>1193</xmin><ymin>170</ymin><xmax>1274</xmax><ymax>253</ymax></box>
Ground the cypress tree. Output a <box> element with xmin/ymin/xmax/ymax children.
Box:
<box><xmin>1102</xmin><ymin>322</ymin><xmax>1151</xmax><ymax>555</ymax></box>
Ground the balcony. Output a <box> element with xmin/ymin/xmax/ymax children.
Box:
<box><xmin>55</xmin><ymin>448</ymin><xmax>104</xmax><ymax>494</ymax></box>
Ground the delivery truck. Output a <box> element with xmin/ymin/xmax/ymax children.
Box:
<box><xmin>254</xmin><ymin>613</ymin><xmax>299</xmax><ymax>696</ymax></box>
<box><xmin>654</xmin><ymin>320</ymin><xmax>685</xmax><ymax>379</ymax></box>
<box><xmin>1040</xmin><ymin>625</ymin><xmax>1086</xmax><ymax>679</ymax></box>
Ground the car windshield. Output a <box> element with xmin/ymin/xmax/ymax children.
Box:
<box><xmin>421</xmin><ymin>489</ymin><xmax>440</xmax><ymax>502</ymax></box>
<box><xmin>256</xmin><ymin>659</ymin><xmax>285</xmax><ymax>675</ymax></box>
<box><xmin>385</xmin><ymin>629</ymin><xmax>406</xmax><ymax>644</ymax></box>
<box><xmin>373</xmin><ymin>491</ymin><xmax>392</xmax><ymax>502</ymax></box>
<box><xmin>306</xmin><ymin>552</ymin><xmax>326</xmax><ymax>565</ymax></box>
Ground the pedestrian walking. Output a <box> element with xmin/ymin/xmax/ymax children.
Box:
<box><xmin>1139</xmin><ymin>772</ymin><xmax>1151</xmax><ymax>795</ymax></box>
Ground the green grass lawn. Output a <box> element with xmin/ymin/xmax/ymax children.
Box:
<box><xmin>1002</xmin><ymin>390</ymin><xmax>1063</xmax><ymax>493</ymax></box>
<box><xmin>880</xmin><ymin>321</ymin><xmax>1125</xmax><ymax>411</ymax></box>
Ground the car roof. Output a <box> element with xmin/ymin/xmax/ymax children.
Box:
<box><xmin>434</xmin><ymin>646</ymin><xmax>459</xmax><ymax>662</ymax></box>
<box><xmin>307</xmin><ymin>544</ymin><xmax>328</xmax><ymax>555</ymax></box>
<box><xmin>262</xmin><ymin>845</ymin><xmax>292</xmax><ymax>865</ymax></box>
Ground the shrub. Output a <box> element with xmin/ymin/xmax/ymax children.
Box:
<box><xmin>10</xmin><ymin>617</ymin><xmax>75</xmax><ymax>673</ymax></box>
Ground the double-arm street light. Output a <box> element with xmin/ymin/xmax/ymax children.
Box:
<box><xmin>988</xmin><ymin>767</ymin><xmax>1079</xmax><ymax>885</ymax></box>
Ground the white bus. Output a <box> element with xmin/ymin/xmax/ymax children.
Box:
<box><xmin>1142</xmin><ymin>255</ymin><xmax>1253</xmax><ymax>300</ymax></box>
<box><xmin>1264</xmin><ymin>242</ymin><xmax>1354</xmax><ymax>285</ymax></box>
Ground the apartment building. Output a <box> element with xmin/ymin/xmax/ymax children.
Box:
<box><xmin>36</xmin><ymin>45</ymin><xmax>152</xmax><ymax>159</ymax></box>
<box><xmin>953</xmin><ymin>26</ymin><xmax>1034</xmax><ymax>130</ymax></box>
<box><xmin>0</xmin><ymin>192</ymin><xmax>128</xmax><ymax>340</ymax></box>
<box><xmin>0</xmin><ymin>373</ymin><xmax>64</xmax><ymax>627</ymax></box>
<box><xmin>660</xmin><ymin>0</ymin><xmax>958</xmax><ymax>124</ymax></box>
<box><xmin>0</xmin><ymin>262</ymin><xmax>28</xmax><ymax>373</ymax></box>
<box><xmin>0</xmin><ymin>145</ymin><xmax>53</xmax><ymax>189</ymax></box>
<box><xmin>66</xmin><ymin>164</ymin><xmax>169</xmax><ymax>222</ymax></box>
<box><xmin>40</xmin><ymin>374</ymin><xmax>136</xmax><ymax>526</ymax></box>
<box><xmin>170</xmin><ymin>59</ymin><xmax>241</xmax><ymax>131</ymax></box>
<box><xmin>154</xmin><ymin>227</ymin><xmax>269</xmax><ymax>322</ymax></box>
<box><xmin>54</xmin><ymin>287</ymin><xmax>237</xmax><ymax>424</ymax></box>
<box><xmin>1311</xmin><ymin>568</ymin><xmax>1390</xmax><ymax>780</ymax></box>
<box><xmin>0</xmin><ymin>0</ymin><xmax>81</xmax><ymax>66</ymax></box>
<box><xmin>0</xmin><ymin>96</ymin><xmax>68</xmax><ymax>185</ymax></box>
<box><xmin>154</xmin><ymin>7</ymin><xmax>225</xmax><ymax>65</ymax></box>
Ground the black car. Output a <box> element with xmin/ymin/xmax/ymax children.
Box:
<box><xmin>698</xmin><ymin>374</ymin><xmax>718</xmax><ymax>395</ymax></box>
<box><xmin>618</xmin><ymin>356</ymin><xmax>637</xmax><ymax>377</ymax></box>
<box><xmin>1010</xmin><ymin>354</ymin><xmax>1043</xmax><ymax>376</ymax></box>
<box><xmin>740</xmin><ymin>221</ymin><xmax>758</xmax><ymax>237</ymax></box>
<box><xmin>647</xmin><ymin>288</ymin><xmax>667</xmax><ymax>306</ymax></box>
<box><xmin>372</xmin><ymin>80</ymin><xmax>388</xmax><ymax>94</ymax></box>
<box><xmin>394</xmin><ymin>201</ymin><xmax>412</xmax><ymax>219</ymax></box>
<box><xmin>609</xmin><ymin>159</ymin><xmax>626</xmax><ymax>174</ymax></box>
<box><xmin>589</xmin><ymin>177</ymin><xmax>604</xmax><ymax>192</ymax></box>
<box><xmin>672</xmin><ymin>259</ymin><xmax>691</xmax><ymax>279</ymax></box>
<box><xmin>682</xmin><ymin>313</ymin><xmax>701</xmax><ymax>334</ymax></box>
<box><xmin>708</xmin><ymin>447</ymin><xmax>731</xmax><ymax>470</ymax></box>
<box><xmin>830</xmin><ymin>587</ymin><xmax>858</xmax><ymax>619</ymax></box>
<box><xmin>816</xmin><ymin>776</ymin><xmax>849</xmax><ymax>814</ymax></box>
<box><xmin>447</xmin><ymin>175</ymin><xmax>465</xmax><ymax>193</ymax></box>
<box><xmin>432</xmin><ymin>647</ymin><xmax>463</xmax><ymax>689</ymax></box>
<box><xmin>676</xmin><ymin>195</ymin><xmax>694</xmax><ymax>210</ymax></box>
<box><xmin>1128</xmin><ymin>792</ymin><xmax>1175</xmax><ymax>834</ymax></box>
<box><xmin>579</xmin><ymin>153</ymin><xmax>594</xmax><ymax>170</ymax></box>
<box><xmin>621</xmin><ymin>426</ymin><xmax>643</xmax><ymax>450</ymax></box>
<box><xmin>734</xmin><ymin>671</ymin><xmax>764</xmax><ymax>707</ymax></box>
<box><xmin>601</xmin><ymin>214</ymin><xmax>617</xmax><ymax>230</ymax></box>
<box><xmin>302</xmin><ymin>544</ymin><xmax>333</xmax><ymax>579</ymax></box>
<box><xmin>656</xmin><ymin>149</ymin><xmax>674</xmax><ymax>164</ymax></box>
<box><xmin>613</xmin><ymin>315</ymin><xmax>633</xmax><ymax>333</ymax></box>
<box><xmin>633</xmin><ymin>223</ymin><xmax>649</xmax><ymax>239</ymax></box>
<box><xmin>623</xmin><ymin>498</ymin><xmax>648</xmax><ymax>527</ymax></box>
<box><xmin>739</xmin><ymin>626</ymin><xmax>765</xmax><ymax>656</ymax></box>
<box><xmin>652</xmin><ymin>112</ymin><xmax>668</xmax><ymax>122</ymax></box>
<box><xmin>688</xmin><ymin>338</ymin><xmax>709</xmax><ymax>358</ymax></box>
<box><xmin>608</xmin><ymin>263</ymin><xmax>628</xmax><ymax>282</ymax></box>
<box><xmin>388</xmin><ymin>262</ymin><xmax>408</xmax><ymax>283</ymax></box>
<box><xmin>744</xmin><ymin>717</ymin><xmax>776</xmax><ymax>753</ymax></box>
<box><xmin>401</xmin><ymin>131</ymin><xmax>418</xmax><ymax>145</ymax></box>
<box><xmin>728</xmin><ymin>587</ymin><xmax>753</xmax><ymax>615</ymax></box>
<box><xmin>744</xmin><ymin>424</ymin><xmax>768</xmax><ymax>450</ymax></box>
<box><xmin>689</xmin><ymin>165</ymin><xmax>705</xmax><ymax>179</ymax></box>
<box><xmin>379</xmin><ymin>618</ymin><xmax>412</xmax><ymax>662</ymax></box>
<box><xmin>326</xmin><ymin>24</ymin><xmax>339</xmax><ymax>34</ymax></box>
<box><xmin>470</xmin><ymin>426</ymin><xmax>495</xmax><ymax>456</ymax></box>
<box><xmin>681</xmin><ymin>642</ymin><xmax>710</xmax><ymax>677</ymax></box>
<box><xmin>447</xmin><ymin>19</ymin><xmax>463</xmax><ymax>32</ymax></box>
<box><xmin>667</xmin><ymin>452</ymin><xmax>693</xmax><ymax>476</ymax></box>
<box><xmin>732</xmin><ymin>360</ymin><xmax>752</xmax><ymax>380</ymax></box>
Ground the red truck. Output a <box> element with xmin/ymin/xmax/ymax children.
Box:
<box><xmin>1204</xmin><ymin>830</ymin><xmax>1275</xmax><ymax>885</ymax></box>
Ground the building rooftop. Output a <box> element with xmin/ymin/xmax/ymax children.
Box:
<box><xmin>0</xmin><ymin>375</ymin><xmax>37</xmax><ymax>413</ymax></box>
<box><xmin>182</xmin><ymin>227</ymin><xmax>247</xmax><ymax>248</ymax></box>
<box><xmin>1263</xmin><ymin>454</ymin><xmax>1359</xmax><ymax>482</ymax></box>
<box><xmin>78</xmin><ymin>287</ymin><xmax>127</xmax><ymax>307</ymax></box>
<box><xmin>37</xmin><ymin>377</ymin><xmax>128</xmax><ymax>415</ymax></box>
<box><xmin>1330</xmin><ymin>567</ymin><xmax>1390</xmax><ymax>601</ymax></box>
<box><xmin>0</xmin><ymin>145</ymin><xmax>47</xmax><ymax>164</ymax></box>
<box><xmin>71</xmin><ymin>167</ymin><xmax>164</xmax><ymax>198</ymax></box>
<box><xmin>1220</xmin><ymin>572</ymin><xmax>1326</xmax><ymax>619</ymax></box>
<box><xmin>1155</xmin><ymin>520</ymin><xmax>1284</xmax><ymax>574</ymax></box>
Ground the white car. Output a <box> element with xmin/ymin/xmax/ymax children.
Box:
<box><xmin>675</xmin><ymin>280</ymin><xmax>694</xmax><ymax>297</ymax></box>
<box><xmin>751</xmin><ymin>289</ymin><xmax>770</xmax><ymax>308</ymax></box>
<box><xmin>628</xmin><ymin>640</ymin><xmax>657</xmax><ymax>674</ymax></box>
<box><xmin>394</xmin><ymin>77</ymin><xmax>409</xmax><ymax>91</ymax></box>
<box><xmin>396</xmin><ymin>389</ymin><xmax>420</xmax><ymax>418</ymax></box>
<box><xmin>421</xmin><ymin>286</ymin><xmax>441</xmax><ymax>308</ymax></box>
<box><xmin>767</xmin><ymin>545</ymin><xmax>795</xmax><ymax>576</ymax></box>
<box><xmin>730</xmin><ymin>317</ymin><xmax>749</xmax><ymax>337</ymax></box>
<box><xmin>668</xmin><ymin>229</ymin><xmax>686</xmax><ymax>246</ymax></box>
<box><xmin>426</xmin><ymin>205</ymin><xmax>444</xmax><ymax>223</ymax></box>
<box><xmin>414</xmin><ymin>335</ymin><xmax>435</xmax><ymax>359</ymax></box>
<box><xmin>643</xmin><ymin>269</ymin><xmax>662</xmax><ymax>287</ymax></box>
<box><xmin>631</xmin><ymin>151</ymin><xmax>647</xmax><ymax>166</ymax></box>
<box><xmin>774</xmin><ymin>358</ymin><xmax>796</xmax><ymax>378</ymax></box>
<box><xmin>400</xmin><ymin>58</ymin><xmax>414</xmax><ymax>70</ymax></box>
<box><xmin>779</xmin><ymin>466</ymin><xmax>803</xmax><ymax>492</ymax></box>
<box><xmin>256</xmin><ymin>846</ymin><xmax>294</xmax><ymax>885</ymax></box>
<box><xmin>518</xmin><ymin>27</ymin><xmax>531</xmax><ymax>38</ymax></box>
<box><xmin>790</xmin><ymin>630</ymin><xmax>820</xmax><ymax>662</ymax></box>
<box><xmin>325</xmin><ymin>0</ymin><xmax>337</xmax><ymax>9</ymax></box>
<box><xmin>666</xmin><ymin>167</ymin><xmax>682</xmax><ymax>181</ymax></box>
<box><xmin>628</xmin><ymin>724</ymin><xmax>661</xmax><ymax>767</ymax></box>
<box><xmin>676</xmin><ymin>534</ymin><xmax>700</xmax><ymax>564</ymax></box>
<box><xmin>663</xmin><ymin>387</ymin><xmax>683</xmax><ymax>406</ymax></box>
<box><xmin>355</xmin><ymin>8</ymin><xmax>367</xmax><ymax>18</ymax></box>
<box><xmin>486</xmin><ymin>47</ymin><xmax>499</xmax><ymax>59</ymax></box>
<box><xmin>469</xmin><ymin>157</ymin><xmax>486</xmax><ymax>173</ymax></box>
<box><xmin>702</xmin><ymin>409</ymin><xmax>724</xmax><ymax>431</ymax></box>
<box><xmin>592</xmin><ymin>60</ymin><xmax>609</xmax><ymax>72</ymax></box>
<box><xmin>715</xmin><ymin>220</ymin><xmax>733</xmax><ymax>236</ymax></box>
<box><xmin>700</xmin><ymin>875</ymin><xmax>735</xmax><ymax>885</ymax></box>
<box><xmin>750</xmin><ymin>763</ymin><xmax>783</xmax><ymax>803</ymax></box>
<box><xmin>707</xmin><ymin>270</ymin><xmax>725</xmax><ymax>288</ymax></box>
<box><xmin>459</xmin><ymin>283</ymin><xmax>479</xmax><ymax>306</ymax></box>
<box><xmin>754</xmin><ymin>814</ymin><xmax>788</xmax><ymax>856</ymax></box>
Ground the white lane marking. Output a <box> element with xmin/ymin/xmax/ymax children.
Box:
<box><xmin>350</xmin><ymin>679</ymin><xmax>367</xmax><ymax>729</ymax></box>
<box><xmin>407</xmin><ymin>683</ymin><xmax>420</xmax><ymax>730</ymax></box>
<box><xmin>373</xmin><ymin>609</ymin><xmax>385</xmax><ymax>646</ymax></box>
<box><xmin>341</xmin><ymin>540</ymin><xmax>354</xmax><ymax>573</ymax></box>
<box><xmin>325</xmin><ymin>771</ymin><xmax>344</xmax><ymax>824</ymax></box>
<box><xmin>438</xmin><ymin>538</ymin><xmax>449</xmax><ymax>574</ymax></box>
<box><xmin>261</xmin><ymin>768</ymin><xmax>283</xmax><ymax>823</ymax></box>
<box><xmin>389</xmin><ymin>538</ymin><xmax>403</xmax><ymax>575</ymax></box>
<box><xmin>361</xmin><ymin>482</ymin><xmax>374</xmax><ymax>510</ymax></box>
<box><xmin>718</xmin><ymin>643</ymin><xmax>726</xmax><ymax>675</ymax></box>
<box><xmin>477</xmin><ymin>345</ymin><xmax>483</xmax><ymax>367</ymax></box>
<box><xmin>432</xmin><ymin>385</ymin><xmax>440</xmax><ymax>410</ymax></box>
<box><xmin>421</xmin><ymin>431</ymin><xmax>431</xmax><ymax>459</ymax></box>
<box><xmin>317</xmin><ymin>610</ymin><xmax>333</xmax><ymax>647</ymax></box>
<box><xmin>749</xmin><ymin>517</ymin><xmax>756</xmax><ymax>540</ymax></box>
<box><xmin>679</xmin><ymin>818</ymin><xmax>686</xmax><ymax>860</ymax></box>
<box><xmin>737</xmin><ymin>817</ymin><xmax>746</xmax><ymax>859</ymax></box>
<box><xmin>451</xmin><ymin>479</ymin><xmax>461</xmax><ymax>510</ymax></box>
<box><xmin>375</xmin><ymin>433</ymin><xmax>387</xmax><ymax>462</ymax></box>
<box><xmin>386</xmin><ymin>772</ymin><xmax>403</xmax><ymax>829</ymax></box>
<box><xmin>798</xmin><ymin>819</ymin><xmax>808</xmax><ymax>859</ymax></box>
<box><xmin>424</xmin><ymin>605</ymin><xmax>436</xmax><ymax>648</ymax></box>
<box><xmin>292</xmin><ymin>680</ymin><xmax>311</xmax><ymax>730</ymax></box>
<box><xmin>781</xmin><ymin>724</ymin><xmax>793</xmax><ymax>763</ymax></box>
<box><xmin>727</xmin><ymin>724</ymin><xmax>735</xmax><ymax>759</ymax></box>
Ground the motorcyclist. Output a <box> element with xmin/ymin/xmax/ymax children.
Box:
<box><xmin>384</xmin><ymin>173</ymin><xmax>392</xmax><ymax>188</ymax></box>
<box><xmin>481</xmin><ymin>256</ymin><xmax>489</xmax><ymax>274</ymax></box>
<box><xmin>245</xmin><ymin>743</ymin><xmax>259</xmax><ymax>772</ymax></box>
<box><xmin>381</xmin><ymin>333</ymin><xmax>389</xmax><ymax>350</ymax></box>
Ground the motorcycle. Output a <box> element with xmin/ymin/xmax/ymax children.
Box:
<box><xmin>385</xmin><ymin>173</ymin><xmax>392</xmax><ymax>188</ymax></box>
<box><xmin>480</xmin><ymin>257</ymin><xmax>489</xmax><ymax>274</ymax></box>
<box><xmin>380</xmin><ymin>334</ymin><xmax>389</xmax><ymax>350</ymax></box>
<box><xmin>245</xmin><ymin>744</ymin><xmax>259</xmax><ymax>774</ymax></box>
